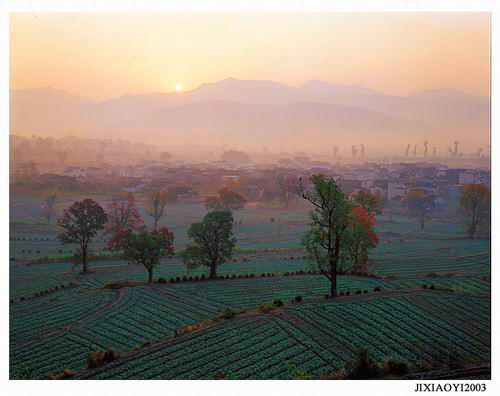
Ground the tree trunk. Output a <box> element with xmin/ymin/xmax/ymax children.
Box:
<box><xmin>153</xmin><ymin>217</ymin><xmax>158</xmax><ymax>229</ymax></box>
<box><xmin>81</xmin><ymin>248</ymin><xmax>88</xmax><ymax>274</ymax></box>
<box><xmin>148</xmin><ymin>268</ymin><xmax>154</xmax><ymax>283</ymax></box>
<box><xmin>420</xmin><ymin>213</ymin><xmax>425</xmax><ymax>230</ymax></box>
<box><xmin>469</xmin><ymin>223</ymin><xmax>477</xmax><ymax>239</ymax></box>
<box><xmin>209</xmin><ymin>263</ymin><xmax>217</xmax><ymax>279</ymax></box>
<box><xmin>330</xmin><ymin>259</ymin><xmax>337</xmax><ymax>298</ymax></box>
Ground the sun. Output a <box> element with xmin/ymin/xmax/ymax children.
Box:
<box><xmin>175</xmin><ymin>83</ymin><xmax>183</xmax><ymax>92</ymax></box>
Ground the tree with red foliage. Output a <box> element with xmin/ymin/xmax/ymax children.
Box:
<box><xmin>205</xmin><ymin>188</ymin><xmax>247</xmax><ymax>211</ymax></box>
<box><xmin>116</xmin><ymin>227</ymin><xmax>175</xmax><ymax>283</ymax></box>
<box><xmin>345</xmin><ymin>207</ymin><xmax>379</xmax><ymax>273</ymax></box>
<box><xmin>106</xmin><ymin>193</ymin><xmax>144</xmax><ymax>250</ymax></box>
<box><xmin>57</xmin><ymin>199</ymin><xmax>108</xmax><ymax>274</ymax></box>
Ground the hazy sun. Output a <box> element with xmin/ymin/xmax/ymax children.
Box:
<box><xmin>175</xmin><ymin>83</ymin><xmax>183</xmax><ymax>92</ymax></box>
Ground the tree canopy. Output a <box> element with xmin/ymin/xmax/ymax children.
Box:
<box><xmin>300</xmin><ymin>174</ymin><xmax>352</xmax><ymax>298</ymax></box>
<box><xmin>459</xmin><ymin>184</ymin><xmax>490</xmax><ymax>239</ymax></box>
<box><xmin>182</xmin><ymin>211</ymin><xmax>236</xmax><ymax>279</ymax></box>
<box><xmin>57</xmin><ymin>199</ymin><xmax>108</xmax><ymax>273</ymax></box>
<box><xmin>106</xmin><ymin>193</ymin><xmax>144</xmax><ymax>250</ymax></box>
<box><xmin>403</xmin><ymin>190</ymin><xmax>433</xmax><ymax>230</ymax></box>
<box><xmin>116</xmin><ymin>227</ymin><xmax>175</xmax><ymax>283</ymax></box>
<box><xmin>205</xmin><ymin>188</ymin><xmax>247</xmax><ymax>211</ymax></box>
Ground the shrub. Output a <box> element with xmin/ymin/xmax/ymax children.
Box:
<box><xmin>60</xmin><ymin>284</ymin><xmax>65</xmax><ymax>288</ymax></box>
<box><xmin>339</xmin><ymin>291</ymin><xmax>344</xmax><ymax>296</ymax></box>
<box><xmin>324</xmin><ymin>294</ymin><xmax>330</xmax><ymax>299</ymax></box>
<box><xmin>298</xmin><ymin>270</ymin><xmax>304</xmax><ymax>275</ymax></box>
<box><xmin>363</xmin><ymin>290</ymin><xmax>368</xmax><ymax>294</ymax></box>
<box><xmin>188</xmin><ymin>277</ymin><xmax>193</xmax><ymax>282</ymax></box>
<box><xmin>169</xmin><ymin>278</ymin><xmax>175</xmax><ymax>283</ymax></box>
<box><xmin>267</xmin><ymin>273</ymin><xmax>272</xmax><ymax>277</ymax></box>
<box><xmin>175</xmin><ymin>277</ymin><xmax>181</xmax><ymax>283</ymax></box>
<box><xmin>261</xmin><ymin>273</ymin><xmax>266</xmax><ymax>277</ymax></box>
<box><xmin>194</xmin><ymin>276</ymin><xmax>199</xmax><ymax>281</ymax></box>
<box><xmin>58</xmin><ymin>368</ymin><xmax>78</xmax><ymax>379</ymax></box>
<box><xmin>319</xmin><ymin>368</ymin><xmax>348</xmax><ymax>380</ymax></box>
<box><xmin>244</xmin><ymin>274</ymin><xmax>249</xmax><ymax>278</ymax></box>
<box><xmin>294</xmin><ymin>295</ymin><xmax>303</xmax><ymax>303</ymax></box>
<box><xmin>382</xmin><ymin>356</ymin><xmax>409</xmax><ymax>376</ymax></box>
<box><xmin>250</xmin><ymin>274</ymin><xmax>255</xmax><ymax>278</ymax></box>
<box><xmin>273</xmin><ymin>299</ymin><xmax>283</xmax><ymax>307</ymax></box>
<box><xmin>86</xmin><ymin>349</ymin><xmax>120</xmax><ymax>369</ymax></box>
<box><xmin>346</xmin><ymin>348</ymin><xmax>382</xmax><ymax>379</ymax></box>
<box><xmin>373</xmin><ymin>287</ymin><xmax>381</xmax><ymax>292</ymax></box>
<box><xmin>356</xmin><ymin>290</ymin><xmax>362</xmax><ymax>295</ymax></box>
<box><xmin>20</xmin><ymin>297</ymin><xmax>25</xmax><ymax>301</ymax></box>
<box><xmin>220</xmin><ymin>308</ymin><xmax>237</xmax><ymax>319</ymax></box>
<box><xmin>201</xmin><ymin>274</ymin><xmax>206</xmax><ymax>280</ymax></box>
<box><xmin>429</xmin><ymin>284</ymin><xmax>435</xmax><ymax>290</ymax></box>
<box><xmin>258</xmin><ymin>303</ymin><xmax>274</xmax><ymax>313</ymax></box>
<box><xmin>237</xmin><ymin>274</ymin><xmax>242</xmax><ymax>279</ymax></box>
<box><xmin>421</xmin><ymin>284</ymin><xmax>428</xmax><ymax>289</ymax></box>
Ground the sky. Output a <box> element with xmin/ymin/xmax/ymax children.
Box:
<box><xmin>10</xmin><ymin>12</ymin><xmax>490</xmax><ymax>100</ymax></box>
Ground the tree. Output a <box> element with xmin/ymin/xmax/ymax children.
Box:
<box><xmin>276</xmin><ymin>173</ymin><xmax>298</xmax><ymax>209</ymax></box>
<box><xmin>116</xmin><ymin>227</ymin><xmax>175</xmax><ymax>283</ymax></box>
<box><xmin>57</xmin><ymin>199</ymin><xmax>108</xmax><ymax>274</ymax></box>
<box><xmin>218</xmin><ymin>188</ymin><xmax>247</xmax><ymax>210</ymax></box>
<box><xmin>345</xmin><ymin>207</ymin><xmax>379</xmax><ymax>272</ymax></box>
<box><xmin>182</xmin><ymin>211</ymin><xmax>236</xmax><ymax>279</ymax></box>
<box><xmin>300</xmin><ymin>175</ymin><xmax>352</xmax><ymax>298</ymax></box>
<box><xmin>205</xmin><ymin>188</ymin><xmax>247</xmax><ymax>211</ymax></box>
<box><xmin>43</xmin><ymin>195</ymin><xmax>57</xmax><ymax>224</ymax></box>
<box><xmin>403</xmin><ymin>190</ymin><xmax>433</xmax><ymax>230</ymax></box>
<box><xmin>352</xmin><ymin>189</ymin><xmax>382</xmax><ymax>215</ymax></box>
<box><xmin>106</xmin><ymin>193</ymin><xmax>144</xmax><ymax>250</ymax></box>
<box><xmin>145</xmin><ymin>190</ymin><xmax>174</xmax><ymax>228</ymax></box>
<box><xmin>459</xmin><ymin>184</ymin><xmax>490</xmax><ymax>239</ymax></box>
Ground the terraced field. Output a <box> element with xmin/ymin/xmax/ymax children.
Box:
<box><xmin>73</xmin><ymin>292</ymin><xmax>490</xmax><ymax>380</ymax></box>
<box><xmin>9</xmin><ymin>199</ymin><xmax>491</xmax><ymax>380</ymax></box>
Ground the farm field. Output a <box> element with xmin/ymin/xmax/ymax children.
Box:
<box><xmin>9</xmin><ymin>198</ymin><xmax>491</xmax><ymax>380</ymax></box>
<box><xmin>71</xmin><ymin>291</ymin><xmax>489</xmax><ymax>380</ymax></box>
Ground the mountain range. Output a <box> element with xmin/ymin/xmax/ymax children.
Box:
<box><xmin>10</xmin><ymin>78</ymin><xmax>490</xmax><ymax>155</ymax></box>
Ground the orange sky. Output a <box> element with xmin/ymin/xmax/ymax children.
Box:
<box><xmin>10</xmin><ymin>12</ymin><xmax>490</xmax><ymax>99</ymax></box>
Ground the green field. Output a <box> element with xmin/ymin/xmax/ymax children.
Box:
<box><xmin>9</xmin><ymin>197</ymin><xmax>491</xmax><ymax>379</ymax></box>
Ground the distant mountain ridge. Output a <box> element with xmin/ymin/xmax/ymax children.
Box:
<box><xmin>10</xmin><ymin>78</ymin><xmax>489</xmax><ymax>153</ymax></box>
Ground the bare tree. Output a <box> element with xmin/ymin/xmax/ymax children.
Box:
<box><xmin>43</xmin><ymin>195</ymin><xmax>58</xmax><ymax>224</ymax></box>
<box><xmin>351</xmin><ymin>145</ymin><xmax>358</xmax><ymax>158</ymax></box>
<box><xmin>432</xmin><ymin>147</ymin><xmax>437</xmax><ymax>157</ymax></box>
<box><xmin>413</xmin><ymin>145</ymin><xmax>418</xmax><ymax>157</ymax></box>
<box><xmin>145</xmin><ymin>190</ymin><xmax>173</xmax><ymax>228</ymax></box>
<box><xmin>360</xmin><ymin>144</ymin><xmax>365</xmax><ymax>158</ymax></box>
<box><xmin>423</xmin><ymin>140</ymin><xmax>428</xmax><ymax>157</ymax></box>
<box><xmin>404</xmin><ymin>144</ymin><xmax>410</xmax><ymax>157</ymax></box>
<box><xmin>454</xmin><ymin>141</ymin><xmax>460</xmax><ymax>157</ymax></box>
<box><xmin>332</xmin><ymin>146</ymin><xmax>339</xmax><ymax>159</ymax></box>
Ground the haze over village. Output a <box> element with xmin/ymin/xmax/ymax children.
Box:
<box><xmin>8</xmin><ymin>11</ymin><xmax>491</xmax><ymax>382</ymax></box>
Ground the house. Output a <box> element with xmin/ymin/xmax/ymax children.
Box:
<box><xmin>458</xmin><ymin>171</ymin><xmax>491</xmax><ymax>187</ymax></box>
<box><xmin>63</xmin><ymin>167</ymin><xmax>86</xmax><ymax>179</ymax></box>
<box><xmin>387</xmin><ymin>180</ymin><xmax>409</xmax><ymax>202</ymax></box>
